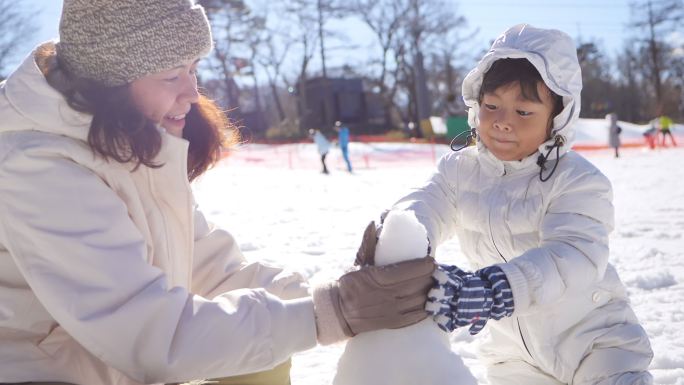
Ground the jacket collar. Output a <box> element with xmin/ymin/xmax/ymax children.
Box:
<box><xmin>0</xmin><ymin>42</ymin><xmax>190</xmax><ymax>161</ymax></box>
<box><xmin>1</xmin><ymin>43</ymin><xmax>92</xmax><ymax>142</ymax></box>
<box><xmin>476</xmin><ymin>142</ymin><xmax>541</xmax><ymax>177</ymax></box>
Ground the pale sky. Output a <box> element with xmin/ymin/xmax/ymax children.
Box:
<box><xmin>460</xmin><ymin>1</ymin><xmax>631</xmax><ymax>52</ymax></box>
<box><xmin>12</xmin><ymin>0</ymin><xmax>633</xmax><ymax>75</ymax></box>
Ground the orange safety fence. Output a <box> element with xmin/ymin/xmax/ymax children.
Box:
<box><xmin>220</xmin><ymin>134</ymin><xmax>683</xmax><ymax>170</ymax></box>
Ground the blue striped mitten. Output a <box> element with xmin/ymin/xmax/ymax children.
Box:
<box><xmin>426</xmin><ymin>264</ymin><xmax>514</xmax><ymax>335</ymax></box>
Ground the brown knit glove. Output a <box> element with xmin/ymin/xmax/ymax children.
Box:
<box><xmin>313</xmin><ymin>257</ymin><xmax>435</xmax><ymax>345</ymax></box>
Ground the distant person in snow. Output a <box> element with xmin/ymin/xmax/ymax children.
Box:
<box><xmin>368</xmin><ymin>24</ymin><xmax>654</xmax><ymax>385</ymax></box>
<box><xmin>643</xmin><ymin>119</ymin><xmax>658</xmax><ymax>149</ymax></box>
<box><xmin>309</xmin><ymin>128</ymin><xmax>331</xmax><ymax>174</ymax></box>
<box><xmin>334</xmin><ymin>121</ymin><xmax>353</xmax><ymax>172</ymax></box>
<box><xmin>606</xmin><ymin>112</ymin><xmax>622</xmax><ymax>157</ymax></box>
<box><xmin>0</xmin><ymin>1</ymin><xmax>435</xmax><ymax>384</ymax></box>
<box><xmin>658</xmin><ymin>114</ymin><xmax>678</xmax><ymax>147</ymax></box>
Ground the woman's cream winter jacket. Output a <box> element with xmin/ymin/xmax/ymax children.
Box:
<box><xmin>0</xmin><ymin>46</ymin><xmax>317</xmax><ymax>385</ymax></box>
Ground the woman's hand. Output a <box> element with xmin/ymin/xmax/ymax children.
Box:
<box><xmin>354</xmin><ymin>220</ymin><xmax>379</xmax><ymax>267</ymax></box>
<box><xmin>313</xmin><ymin>257</ymin><xmax>435</xmax><ymax>345</ymax></box>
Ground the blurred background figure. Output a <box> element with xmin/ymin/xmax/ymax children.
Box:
<box><xmin>309</xmin><ymin>128</ymin><xmax>331</xmax><ymax>174</ymax></box>
<box><xmin>659</xmin><ymin>114</ymin><xmax>677</xmax><ymax>147</ymax></box>
<box><xmin>643</xmin><ymin>119</ymin><xmax>658</xmax><ymax>149</ymax></box>
<box><xmin>334</xmin><ymin>121</ymin><xmax>353</xmax><ymax>173</ymax></box>
<box><xmin>606</xmin><ymin>112</ymin><xmax>622</xmax><ymax>158</ymax></box>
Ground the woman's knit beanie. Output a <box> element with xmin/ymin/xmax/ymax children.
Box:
<box><xmin>56</xmin><ymin>0</ymin><xmax>213</xmax><ymax>87</ymax></box>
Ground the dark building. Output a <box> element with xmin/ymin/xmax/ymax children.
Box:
<box><xmin>202</xmin><ymin>77</ymin><xmax>269</xmax><ymax>139</ymax></box>
<box><xmin>298</xmin><ymin>77</ymin><xmax>388</xmax><ymax>135</ymax></box>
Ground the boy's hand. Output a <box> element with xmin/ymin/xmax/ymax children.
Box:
<box><xmin>426</xmin><ymin>265</ymin><xmax>514</xmax><ymax>335</ymax></box>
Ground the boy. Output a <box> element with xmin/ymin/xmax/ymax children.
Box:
<box><xmin>334</xmin><ymin>121</ymin><xmax>353</xmax><ymax>172</ymax></box>
<box><xmin>387</xmin><ymin>24</ymin><xmax>653</xmax><ymax>384</ymax></box>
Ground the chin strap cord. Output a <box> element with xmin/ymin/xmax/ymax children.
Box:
<box><xmin>450</xmin><ymin>127</ymin><xmax>478</xmax><ymax>152</ymax></box>
<box><xmin>536</xmin><ymin>135</ymin><xmax>565</xmax><ymax>182</ymax></box>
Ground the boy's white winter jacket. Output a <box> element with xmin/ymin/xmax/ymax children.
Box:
<box><xmin>394</xmin><ymin>25</ymin><xmax>652</xmax><ymax>383</ymax></box>
<box><xmin>0</xmin><ymin>46</ymin><xmax>317</xmax><ymax>384</ymax></box>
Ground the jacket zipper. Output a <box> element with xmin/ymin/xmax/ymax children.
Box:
<box><xmin>147</xmin><ymin>167</ymin><xmax>175</xmax><ymax>285</ymax></box>
<box><xmin>487</xmin><ymin>179</ymin><xmax>534</xmax><ymax>362</ymax></box>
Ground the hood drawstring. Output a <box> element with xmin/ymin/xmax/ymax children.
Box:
<box><xmin>450</xmin><ymin>129</ymin><xmax>566</xmax><ymax>182</ymax></box>
<box><xmin>537</xmin><ymin>135</ymin><xmax>565</xmax><ymax>182</ymax></box>
<box><xmin>450</xmin><ymin>127</ymin><xmax>478</xmax><ymax>152</ymax></box>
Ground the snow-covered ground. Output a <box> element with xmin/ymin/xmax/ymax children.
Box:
<box><xmin>193</xmin><ymin>120</ymin><xmax>684</xmax><ymax>385</ymax></box>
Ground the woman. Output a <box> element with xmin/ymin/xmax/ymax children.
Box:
<box><xmin>0</xmin><ymin>1</ymin><xmax>434</xmax><ymax>384</ymax></box>
<box><xmin>309</xmin><ymin>128</ymin><xmax>331</xmax><ymax>174</ymax></box>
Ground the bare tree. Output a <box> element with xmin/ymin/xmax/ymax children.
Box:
<box><xmin>426</xmin><ymin>26</ymin><xmax>477</xmax><ymax>119</ymax></box>
<box><xmin>396</xmin><ymin>0</ymin><xmax>468</xmax><ymax>132</ymax></box>
<box><xmin>280</xmin><ymin>0</ymin><xmax>319</xmax><ymax>134</ymax></box>
<box><xmin>257</xmin><ymin>35</ymin><xmax>292</xmax><ymax>122</ymax></box>
<box><xmin>672</xmin><ymin>53</ymin><xmax>684</xmax><ymax>117</ymax></box>
<box><xmin>577</xmin><ymin>41</ymin><xmax>617</xmax><ymax>118</ymax></box>
<box><xmin>198</xmin><ymin>0</ymin><xmax>261</xmax><ymax>109</ymax></box>
<box><xmin>245</xmin><ymin>16</ymin><xmax>268</xmax><ymax>116</ymax></box>
<box><xmin>0</xmin><ymin>0</ymin><xmax>38</xmax><ymax>78</ymax></box>
<box><xmin>615</xmin><ymin>45</ymin><xmax>650</xmax><ymax>122</ymax></box>
<box><xmin>349</xmin><ymin>0</ymin><xmax>470</xmax><ymax>131</ymax></box>
<box><xmin>629</xmin><ymin>0</ymin><xmax>683</xmax><ymax>114</ymax></box>
<box><xmin>350</xmin><ymin>0</ymin><xmax>411</xmax><ymax>128</ymax></box>
<box><xmin>316</xmin><ymin>0</ymin><xmax>348</xmax><ymax>80</ymax></box>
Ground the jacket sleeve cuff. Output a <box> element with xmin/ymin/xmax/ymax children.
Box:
<box><xmin>312</xmin><ymin>282</ymin><xmax>349</xmax><ymax>345</ymax></box>
<box><xmin>496</xmin><ymin>262</ymin><xmax>531</xmax><ymax>314</ymax></box>
<box><xmin>268</xmin><ymin>296</ymin><xmax>318</xmax><ymax>362</ymax></box>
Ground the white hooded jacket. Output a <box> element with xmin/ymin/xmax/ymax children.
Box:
<box><xmin>393</xmin><ymin>25</ymin><xmax>652</xmax><ymax>383</ymax></box>
<box><xmin>312</xmin><ymin>130</ymin><xmax>331</xmax><ymax>155</ymax></box>
<box><xmin>0</xmin><ymin>45</ymin><xmax>317</xmax><ymax>385</ymax></box>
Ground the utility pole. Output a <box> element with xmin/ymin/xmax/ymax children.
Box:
<box><xmin>317</xmin><ymin>0</ymin><xmax>328</xmax><ymax>80</ymax></box>
<box><xmin>647</xmin><ymin>0</ymin><xmax>663</xmax><ymax>112</ymax></box>
<box><xmin>317</xmin><ymin>0</ymin><xmax>333</xmax><ymax>129</ymax></box>
<box><xmin>411</xmin><ymin>0</ymin><xmax>431</xmax><ymax>138</ymax></box>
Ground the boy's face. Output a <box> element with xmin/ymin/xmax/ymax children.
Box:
<box><xmin>478</xmin><ymin>81</ymin><xmax>556</xmax><ymax>161</ymax></box>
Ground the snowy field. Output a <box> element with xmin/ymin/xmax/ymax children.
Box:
<box><xmin>193</xmin><ymin>121</ymin><xmax>684</xmax><ymax>384</ymax></box>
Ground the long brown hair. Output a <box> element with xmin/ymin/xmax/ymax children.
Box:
<box><xmin>36</xmin><ymin>43</ymin><xmax>237</xmax><ymax>181</ymax></box>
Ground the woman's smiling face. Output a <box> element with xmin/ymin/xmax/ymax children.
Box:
<box><xmin>129</xmin><ymin>59</ymin><xmax>200</xmax><ymax>138</ymax></box>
